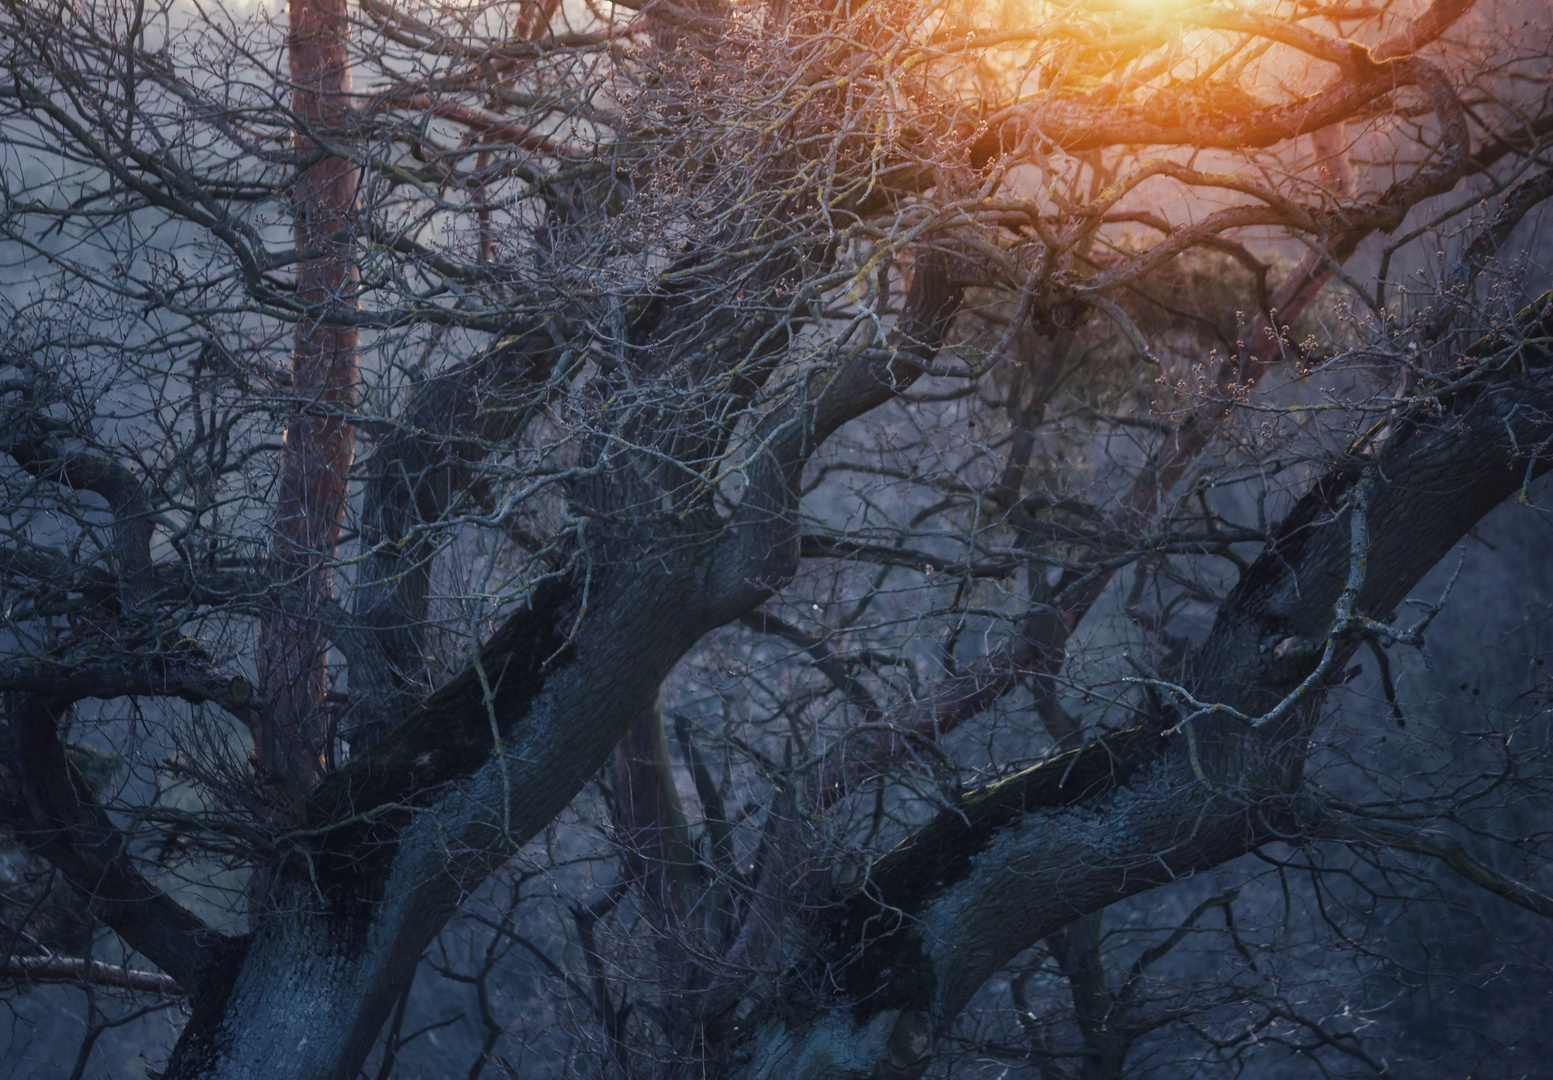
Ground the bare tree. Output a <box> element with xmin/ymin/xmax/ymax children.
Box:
<box><xmin>0</xmin><ymin>0</ymin><xmax>1550</xmax><ymax>1077</ymax></box>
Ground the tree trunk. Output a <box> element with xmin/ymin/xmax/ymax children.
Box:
<box><xmin>161</xmin><ymin>562</ymin><xmax>744</xmax><ymax>1078</ymax></box>
<box><xmin>255</xmin><ymin>0</ymin><xmax>360</xmax><ymax>799</ymax></box>
<box><xmin>155</xmin><ymin>244</ymin><xmax>969</xmax><ymax>1080</ymax></box>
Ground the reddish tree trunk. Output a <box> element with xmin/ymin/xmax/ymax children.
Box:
<box><xmin>256</xmin><ymin>0</ymin><xmax>359</xmax><ymax>799</ymax></box>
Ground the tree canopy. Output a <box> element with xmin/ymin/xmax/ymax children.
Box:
<box><xmin>0</xmin><ymin>0</ymin><xmax>1551</xmax><ymax>1076</ymax></box>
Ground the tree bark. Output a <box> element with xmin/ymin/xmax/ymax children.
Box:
<box><xmin>255</xmin><ymin>0</ymin><xmax>360</xmax><ymax>797</ymax></box>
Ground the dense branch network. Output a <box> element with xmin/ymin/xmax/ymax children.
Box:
<box><xmin>0</xmin><ymin>0</ymin><xmax>1549</xmax><ymax>1076</ymax></box>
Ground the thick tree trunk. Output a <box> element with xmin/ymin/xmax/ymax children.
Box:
<box><xmin>162</xmin><ymin>557</ymin><xmax>756</xmax><ymax>1078</ymax></box>
<box><xmin>156</xmin><ymin>251</ymin><xmax>969</xmax><ymax>1080</ymax></box>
